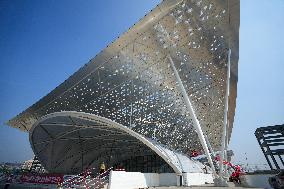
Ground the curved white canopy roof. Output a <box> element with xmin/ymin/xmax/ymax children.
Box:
<box><xmin>30</xmin><ymin>111</ymin><xmax>206</xmax><ymax>174</ymax></box>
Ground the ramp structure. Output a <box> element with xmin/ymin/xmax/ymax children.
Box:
<box><xmin>7</xmin><ymin>0</ymin><xmax>239</xmax><ymax>177</ymax></box>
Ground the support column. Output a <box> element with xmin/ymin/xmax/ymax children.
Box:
<box><xmin>225</xmin><ymin>122</ymin><xmax>230</xmax><ymax>178</ymax></box>
<box><xmin>129</xmin><ymin>80</ymin><xmax>134</xmax><ymax>128</ymax></box>
<box><xmin>220</xmin><ymin>49</ymin><xmax>231</xmax><ymax>178</ymax></box>
<box><xmin>168</xmin><ymin>55</ymin><xmax>218</xmax><ymax>178</ymax></box>
<box><xmin>204</xmin><ymin>134</ymin><xmax>215</xmax><ymax>157</ymax></box>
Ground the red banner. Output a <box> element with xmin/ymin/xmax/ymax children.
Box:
<box><xmin>20</xmin><ymin>173</ymin><xmax>64</xmax><ymax>184</ymax></box>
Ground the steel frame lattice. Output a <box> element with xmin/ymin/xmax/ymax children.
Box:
<box><xmin>255</xmin><ymin>124</ymin><xmax>284</xmax><ymax>170</ymax></box>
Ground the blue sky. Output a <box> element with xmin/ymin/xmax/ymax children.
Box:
<box><xmin>230</xmin><ymin>0</ymin><xmax>284</xmax><ymax>167</ymax></box>
<box><xmin>0</xmin><ymin>0</ymin><xmax>283</xmax><ymax>167</ymax></box>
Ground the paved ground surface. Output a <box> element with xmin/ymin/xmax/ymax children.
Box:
<box><xmin>144</xmin><ymin>187</ymin><xmax>263</xmax><ymax>189</ymax></box>
<box><xmin>0</xmin><ymin>182</ymin><xmax>264</xmax><ymax>189</ymax></box>
<box><xmin>141</xmin><ymin>182</ymin><xmax>264</xmax><ymax>189</ymax></box>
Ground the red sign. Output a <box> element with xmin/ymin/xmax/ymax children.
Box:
<box><xmin>20</xmin><ymin>173</ymin><xmax>63</xmax><ymax>184</ymax></box>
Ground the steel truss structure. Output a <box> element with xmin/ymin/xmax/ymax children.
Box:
<box><xmin>7</xmin><ymin>0</ymin><xmax>239</xmax><ymax>175</ymax></box>
<box><xmin>255</xmin><ymin>124</ymin><xmax>284</xmax><ymax>170</ymax></box>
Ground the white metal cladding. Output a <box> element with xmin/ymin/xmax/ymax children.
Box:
<box><xmin>30</xmin><ymin>111</ymin><xmax>206</xmax><ymax>174</ymax></box>
<box><xmin>8</xmin><ymin>0</ymin><xmax>239</xmax><ymax>155</ymax></box>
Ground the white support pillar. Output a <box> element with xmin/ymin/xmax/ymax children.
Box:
<box><xmin>129</xmin><ymin>80</ymin><xmax>133</xmax><ymax>128</ymax></box>
<box><xmin>204</xmin><ymin>134</ymin><xmax>215</xmax><ymax>156</ymax></box>
<box><xmin>220</xmin><ymin>49</ymin><xmax>231</xmax><ymax>178</ymax></box>
<box><xmin>168</xmin><ymin>55</ymin><xmax>218</xmax><ymax>178</ymax></box>
<box><xmin>224</xmin><ymin>122</ymin><xmax>230</xmax><ymax>178</ymax></box>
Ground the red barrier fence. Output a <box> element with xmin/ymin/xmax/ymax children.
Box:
<box><xmin>20</xmin><ymin>173</ymin><xmax>64</xmax><ymax>184</ymax></box>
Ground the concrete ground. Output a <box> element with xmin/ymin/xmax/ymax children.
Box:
<box><xmin>140</xmin><ymin>182</ymin><xmax>264</xmax><ymax>189</ymax></box>
<box><xmin>0</xmin><ymin>182</ymin><xmax>264</xmax><ymax>189</ymax></box>
<box><xmin>144</xmin><ymin>187</ymin><xmax>263</xmax><ymax>189</ymax></box>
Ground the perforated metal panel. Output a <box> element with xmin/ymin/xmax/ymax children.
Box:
<box><xmin>8</xmin><ymin>0</ymin><xmax>239</xmax><ymax>155</ymax></box>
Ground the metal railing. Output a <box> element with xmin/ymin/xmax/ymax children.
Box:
<box><xmin>62</xmin><ymin>167</ymin><xmax>113</xmax><ymax>189</ymax></box>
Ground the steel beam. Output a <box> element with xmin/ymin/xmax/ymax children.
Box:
<box><xmin>220</xmin><ymin>49</ymin><xmax>231</xmax><ymax>178</ymax></box>
<box><xmin>168</xmin><ymin>55</ymin><xmax>218</xmax><ymax>178</ymax></box>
